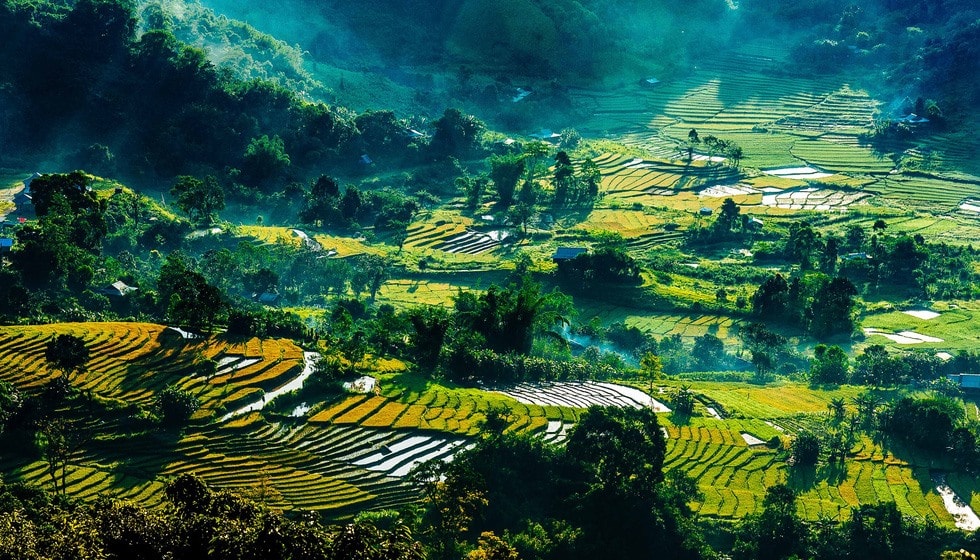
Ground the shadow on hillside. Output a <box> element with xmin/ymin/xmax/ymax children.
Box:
<box><xmin>669</xmin><ymin>411</ymin><xmax>692</xmax><ymax>426</ymax></box>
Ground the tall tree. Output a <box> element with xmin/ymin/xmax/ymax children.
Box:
<box><xmin>489</xmin><ymin>154</ymin><xmax>525</xmax><ymax>207</ymax></box>
<box><xmin>45</xmin><ymin>334</ymin><xmax>89</xmax><ymax>379</ymax></box>
<box><xmin>170</xmin><ymin>175</ymin><xmax>225</xmax><ymax>226</ymax></box>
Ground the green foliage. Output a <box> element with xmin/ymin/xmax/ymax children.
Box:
<box><xmin>489</xmin><ymin>154</ymin><xmax>525</xmax><ymax>206</ymax></box>
<box><xmin>170</xmin><ymin>175</ymin><xmax>225</xmax><ymax>225</ymax></box>
<box><xmin>884</xmin><ymin>396</ymin><xmax>964</xmax><ymax>453</ymax></box>
<box><xmin>810</xmin><ymin>344</ymin><xmax>850</xmax><ymax>385</ymax></box>
<box><xmin>44</xmin><ymin>334</ymin><xmax>89</xmax><ymax>376</ymax></box>
<box><xmin>430</xmin><ymin>108</ymin><xmax>485</xmax><ymax>158</ymax></box>
<box><xmin>791</xmin><ymin>431</ymin><xmax>821</xmax><ymax>466</ymax></box>
<box><xmin>156</xmin><ymin>385</ymin><xmax>200</xmax><ymax>427</ymax></box>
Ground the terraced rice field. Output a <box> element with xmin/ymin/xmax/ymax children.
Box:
<box><xmin>760</xmin><ymin>186</ymin><xmax>871</xmax><ymax>212</ymax></box>
<box><xmin>437</xmin><ymin>230</ymin><xmax>508</xmax><ymax>254</ymax></box>
<box><xmin>495</xmin><ymin>381</ymin><xmax>671</xmax><ymax>412</ymax></box>
<box><xmin>593</xmin><ymin>153</ymin><xmax>741</xmax><ymax>201</ymax></box>
<box><xmin>659</xmin><ymin>397</ymin><xmax>958</xmax><ymax>524</ymax></box>
<box><xmin>0</xmin><ymin>323</ymin><xmax>305</xmax><ymax>415</ymax></box>
<box><xmin>869</xmin><ymin>174</ymin><xmax>980</xmax><ymax>211</ymax></box>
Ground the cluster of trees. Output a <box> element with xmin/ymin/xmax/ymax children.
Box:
<box><xmin>554</xmin><ymin>246</ymin><xmax>642</xmax><ymax>291</ymax></box>
<box><xmin>0</xmin><ymin>474</ymin><xmax>425</xmax><ymax>560</ymax></box>
<box><xmin>413</xmin><ymin>406</ymin><xmax>711</xmax><ymax>560</ymax></box>
<box><xmin>0</xmin><ymin>1</ymin><xmax>492</xmax><ymax>207</ymax></box>
<box><xmin>685</xmin><ymin>130</ymin><xmax>744</xmax><ymax>166</ymax></box>
<box><xmin>752</xmin><ymin>272</ymin><xmax>858</xmax><ymax>339</ymax></box>
<box><xmin>686</xmin><ymin>198</ymin><xmax>758</xmax><ymax>245</ymax></box>
<box><xmin>299</xmin><ymin>174</ymin><xmax>421</xmax><ymax>234</ymax></box>
<box><xmin>751</xmin><ymin>219</ymin><xmax>977</xmax><ymax>300</ymax></box>
<box><xmin>483</xmin><ymin>146</ymin><xmax>600</xmax><ymax>214</ymax></box>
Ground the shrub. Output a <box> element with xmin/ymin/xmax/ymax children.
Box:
<box><xmin>157</xmin><ymin>386</ymin><xmax>201</xmax><ymax>428</ymax></box>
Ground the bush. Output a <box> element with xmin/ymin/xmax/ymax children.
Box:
<box><xmin>157</xmin><ymin>386</ymin><xmax>201</xmax><ymax>428</ymax></box>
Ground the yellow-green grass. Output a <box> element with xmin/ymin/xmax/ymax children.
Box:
<box><xmin>859</xmin><ymin>302</ymin><xmax>979</xmax><ymax>352</ymax></box>
<box><xmin>661</xmin><ymin>381</ymin><xmax>869</xmax><ymax>419</ymax></box>
<box><xmin>790</xmin><ymin>137</ymin><xmax>895</xmax><ymax>174</ymax></box>
<box><xmin>869</xmin><ymin>174</ymin><xmax>980</xmax><ymax>210</ymax></box>
<box><xmin>0</xmin><ymin>323</ymin><xmax>305</xmax><ymax>416</ymax></box>
<box><xmin>572</xmin><ymin>299</ymin><xmax>740</xmax><ymax>341</ymax></box>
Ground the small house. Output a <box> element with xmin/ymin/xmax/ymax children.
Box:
<box><xmin>0</xmin><ymin>238</ymin><xmax>13</xmax><ymax>253</ymax></box>
<box><xmin>512</xmin><ymin>87</ymin><xmax>532</xmax><ymax>103</ymax></box>
<box><xmin>896</xmin><ymin>113</ymin><xmax>929</xmax><ymax>125</ymax></box>
<box><xmin>699</xmin><ymin>207</ymin><xmax>713</xmax><ymax>216</ymax></box>
<box><xmin>640</xmin><ymin>77</ymin><xmax>661</xmax><ymax>88</ymax></box>
<box><xmin>552</xmin><ymin>247</ymin><xmax>588</xmax><ymax>262</ymax></box>
<box><xmin>359</xmin><ymin>154</ymin><xmax>374</xmax><ymax>166</ymax></box>
<box><xmin>841</xmin><ymin>252</ymin><xmax>870</xmax><ymax>262</ymax></box>
<box><xmin>947</xmin><ymin>374</ymin><xmax>980</xmax><ymax>392</ymax></box>
<box><xmin>747</xmin><ymin>217</ymin><xmax>764</xmax><ymax>230</ymax></box>
<box><xmin>255</xmin><ymin>292</ymin><xmax>280</xmax><ymax>305</ymax></box>
<box><xmin>99</xmin><ymin>281</ymin><xmax>137</xmax><ymax>297</ymax></box>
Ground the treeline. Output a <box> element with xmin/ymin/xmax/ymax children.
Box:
<box><xmin>0</xmin><ymin>0</ymin><xmax>486</xmax><ymax>203</ymax></box>
<box><xmin>0</xmin><ymin>473</ymin><xmax>425</xmax><ymax>560</ymax></box>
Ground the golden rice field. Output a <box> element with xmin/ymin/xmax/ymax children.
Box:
<box><xmin>0</xmin><ymin>322</ymin><xmax>304</xmax><ymax>417</ymax></box>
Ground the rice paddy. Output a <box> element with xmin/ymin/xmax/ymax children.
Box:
<box><xmin>0</xmin><ymin>322</ymin><xmax>973</xmax><ymax>527</ymax></box>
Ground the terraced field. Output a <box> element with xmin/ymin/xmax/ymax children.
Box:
<box><xmin>0</xmin><ymin>323</ymin><xmax>305</xmax><ymax>416</ymax></box>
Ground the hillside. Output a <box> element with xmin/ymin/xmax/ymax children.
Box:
<box><xmin>1</xmin><ymin>0</ymin><xmax>980</xmax><ymax>558</ymax></box>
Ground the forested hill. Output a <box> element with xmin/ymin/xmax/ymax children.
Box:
<box><xmin>1</xmin><ymin>0</ymin><xmax>977</xmax><ymax>189</ymax></box>
<box><xmin>0</xmin><ymin>0</ymin><xmax>370</xmax><ymax>191</ymax></box>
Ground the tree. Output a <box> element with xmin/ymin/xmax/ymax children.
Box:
<box><xmin>673</xmin><ymin>385</ymin><xmax>696</xmax><ymax>415</ymax></box>
<box><xmin>489</xmin><ymin>154</ymin><xmax>525</xmax><ymax>207</ymax></box>
<box><xmin>691</xmin><ymin>334</ymin><xmax>726</xmax><ymax>371</ymax></box>
<box><xmin>733</xmin><ymin>484</ymin><xmax>809</xmax><ymax>560</ymax></box>
<box><xmin>686</xmin><ymin>128</ymin><xmax>700</xmax><ymax>161</ymax></box>
<box><xmin>45</xmin><ymin>334</ymin><xmax>89</xmax><ymax>379</ymax></box>
<box><xmin>170</xmin><ymin>175</ymin><xmax>224</xmax><ymax>225</ymax></box>
<box><xmin>819</xmin><ymin>236</ymin><xmax>840</xmax><ymax>275</ymax></box>
<box><xmin>551</xmin><ymin>151</ymin><xmax>575</xmax><ymax>207</ymax></box>
<box><xmin>157</xmin><ymin>385</ymin><xmax>201</xmax><ymax>428</ymax></box>
<box><xmin>467</xmin><ymin>532</ymin><xmax>519</xmax><ymax>560</ymax></box>
<box><xmin>639</xmin><ymin>352</ymin><xmax>663</xmax><ymax>392</ymax></box>
<box><xmin>242</xmin><ymin>134</ymin><xmax>291</xmax><ymax>186</ymax></box>
<box><xmin>828</xmin><ymin>396</ymin><xmax>847</xmax><ymax>422</ymax></box>
<box><xmin>38</xmin><ymin>418</ymin><xmax>79</xmax><ymax>496</ymax></box>
<box><xmin>430</xmin><ymin>108</ymin><xmax>485</xmax><ymax>158</ymax></box>
<box><xmin>507</xmin><ymin>203</ymin><xmax>534</xmax><ymax>237</ymax></box>
<box><xmin>791</xmin><ymin>431</ymin><xmax>821</xmax><ymax>466</ymax></box>
<box><xmin>300</xmin><ymin>175</ymin><xmax>341</xmax><ymax>224</ymax></box>
<box><xmin>810</xmin><ymin>344</ymin><xmax>849</xmax><ymax>385</ymax></box>
<box><xmin>579</xmin><ymin>157</ymin><xmax>601</xmax><ymax>200</ymax></box>
<box><xmin>520</xmin><ymin>141</ymin><xmax>550</xmax><ymax>185</ymax></box>
<box><xmin>807</xmin><ymin>277</ymin><xmax>858</xmax><ymax>339</ymax></box>
<box><xmin>713</xmin><ymin>197</ymin><xmax>741</xmax><ymax>236</ymax></box>
<box><xmin>786</xmin><ymin>221</ymin><xmax>821</xmax><ymax>270</ymax></box>
<box><xmin>751</xmin><ymin>274</ymin><xmax>790</xmax><ymax>321</ymax></box>
<box><xmin>340</xmin><ymin>186</ymin><xmax>363</xmax><ymax>222</ymax></box>
<box><xmin>408</xmin><ymin>307</ymin><xmax>452</xmax><ymax>369</ymax></box>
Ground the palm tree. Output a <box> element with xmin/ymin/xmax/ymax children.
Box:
<box><xmin>828</xmin><ymin>397</ymin><xmax>846</xmax><ymax>422</ymax></box>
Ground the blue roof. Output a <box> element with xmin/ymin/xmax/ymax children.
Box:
<box><xmin>552</xmin><ymin>247</ymin><xmax>587</xmax><ymax>260</ymax></box>
<box><xmin>0</xmin><ymin>238</ymin><xmax>13</xmax><ymax>248</ymax></box>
